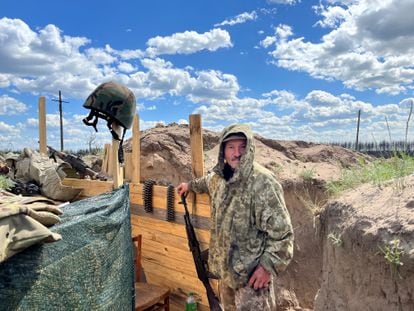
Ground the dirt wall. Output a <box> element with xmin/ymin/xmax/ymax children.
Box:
<box><xmin>315</xmin><ymin>178</ymin><xmax>414</xmax><ymax>311</ymax></box>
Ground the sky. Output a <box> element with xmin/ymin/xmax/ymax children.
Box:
<box><xmin>1</xmin><ymin>0</ymin><xmax>414</xmax><ymax>151</ymax></box>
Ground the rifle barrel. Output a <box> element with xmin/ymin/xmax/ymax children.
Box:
<box><xmin>181</xmin><ymin>195</ymin><xmax>222</xmax><ymax>311</ymax></box>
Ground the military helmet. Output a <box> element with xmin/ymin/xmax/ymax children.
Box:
<box><xmin>83</xmin><ymin>81</ymin><xmax>136</xmax><ymax>129</ymax></box>
<box><xmin>82</xmin><ymin>81</ymin><xmax>136</xmax><ymax>164</ymax></box>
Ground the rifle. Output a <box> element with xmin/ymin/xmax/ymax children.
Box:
<box><xmin>180</xmin><ymin>194</ymin><xmax>222</xmax><ymax>311</ymax></box>
<box><xmin>47</xmin><ymin>145</ymin><xmax>107</xmax><ymax>181</ymax></box>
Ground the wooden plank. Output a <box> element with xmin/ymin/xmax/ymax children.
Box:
<box><xmin>130</xmin><ymin>183</ymin><xmax>210</xmax><ymax>205</ymax></box>
<box><xmin>140</xmin><ymin>235</ymin><xmax>200</xmax><ymax>264</ymax></box>
<box><xmin>131</xmin><ymin>215</ymin><xmax>210</xmax><ymax>244</ymax></box>
<box><xmin>131</xmin><ymin>205</ymin><xmax>211</xmax><ymax>230</ymax></box>
<box><xmin>132</xmin><ymin>226</ymin><xmax>209</xmax><ymax>257</ymax></box>
<box><xmin>141</xmin><ymin>247</ymin><xmax>199</xmax><ymax>277</ymax></box>
<box><xmin>38</xmin><ymin>96</ymin><xmax>47</xmax><ymax>155</ymax></box>
<box><xmin>144</xmin><ymin>268</ymin><xmax>210</xmax><ymax>307</ymax></box>
<box><xmin>62</xmin><ymin>178</ymin><xmax>113</xmax><ymax>197</ymax></box>
<box><xmin>130</xmin><ymin>183</ymin><xmax>211</xmax><ymax>218</ymax></box>
<box><xmin>124</xmin><ymin>152</ymin><xmax>132</xmax><ymax>181</ymax></box>
<box><xmin>131</xmin><ymin>114</ymin><xmax>140</xmax><ymax>183</ymax></box>
<box><xmin>101</xmin><ymin>143</ymin><xmax>110</xmax><ymax>175</ymax></box>
<box><xmin>112</xmin><ymin>122</ymin><xmax>123</xmax><ymax>188</ymax></box>
<box><xmin>108</xmin><ymin>142</ymin><xmax>114</xmax><ymax>177</ymax></box>
<box><xmin>189</xmin><ymin>114</ymin><xmax>205</xmax><ymax>179</ymax></box>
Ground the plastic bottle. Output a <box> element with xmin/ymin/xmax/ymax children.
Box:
<box><xmin>185</xmin><ymin>292</ymin><xmax>197</xmax><ymax>311</ymax></box>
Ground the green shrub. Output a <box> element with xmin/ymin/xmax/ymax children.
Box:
<box><xmin>326</xmin><ymin>154</ymin><xmax>414</xmax><ymax>195</ymax></box>
<box><xmin>0</xmin><ymin>175</ymin><xmax>14</xmax><ymax>190</ymax></box>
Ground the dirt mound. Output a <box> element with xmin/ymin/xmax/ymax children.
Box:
<box><xmin>124</xmin><ymin>123</ymin><xmax>364</xmax><ymax>186</ymax></box>
<box><xmin>316</xmin><ymin>175</ymin><xmax>414</xmax><ymax>310</ymax></box>
<box><xmin>124</xmin><ymin>123</ymin><xmax>219</xmax><ymax>186</ymax></box>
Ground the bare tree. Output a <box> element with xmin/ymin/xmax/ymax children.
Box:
<box><xmin>87</xmin><ymin>131</ymin><xmax>97</xmax><ymax>154</ymax></box>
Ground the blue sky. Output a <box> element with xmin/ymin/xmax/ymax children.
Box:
<box><xmin>1</xmin><ymin>0</ymin><xmax>413</xmax><ymax>151</ymax></box>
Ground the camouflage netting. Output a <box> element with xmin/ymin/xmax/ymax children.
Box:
<box><xmin>0</xmin><ymin>185</ymin><xmax>134</xmax><ymax>310</ymax></box>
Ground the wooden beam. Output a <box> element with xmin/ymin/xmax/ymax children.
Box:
<box><xmin>101</xmin><ymin>143</ymin><xmax>111</xmax><ymax>175</ymax></box>
<box><xmin>189</xmin><ymin>114</ymin><xmax>204</xmax><ymax>178</ymax></box>
<box><xmin>62</xmin><ymin>178</ymin><xmax>113</xmax><ymax>197</ymax></box>
<box><xmin>124</xmin><ymin>152</ymin><xmax>132</xmax><ymax>181</ymax></box>
<box><xmin>131</xmin><ymin>114</ymin><xmax>141</xmax><ymax>183</ymax></box>
<box><xmin>112</xmin><ymin>122</ymin><xmax>123</xmax><ymax>189</ymax></box>
<box><xmin>129</xmin><ymin>183</ymin><xmax>211</xmax><ymax>218</ymax></box>
<box><xmin>38</xmin><ymin>96</ymin><xmax>47</xmax><ymax>155</ymax></box>
<box><xmin>131</xmin><ymin>215</ymin><xmax>210</xmax><ymax>244</ymax></box>
<box><xmin>131</xmin><ymin>205</ymin><xmax>211</xmax><ymax>230</ymax></box>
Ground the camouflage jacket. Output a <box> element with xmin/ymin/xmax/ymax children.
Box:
<box><xmin>189</xmin><ymin>124</ymin><xmax>294</xmax><ymax>289</ymax></box>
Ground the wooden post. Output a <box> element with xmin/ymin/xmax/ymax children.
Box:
<box><xmin>189</xmin><ymin>114</ymin><xmax>204</xmax><ymax>178</ymax></box>
<box><xmin>189</xmin><ymin>114</ymin><xmax>205</xmax><ymax>218</ymax></box>
<box><xmin>112</xmin><ymin>123</ymin><xmax>123</xmax><ymax>189</ymax></box>
<box><xmin>38</xmin><ymin>96</ymin><xmax>47</xmax><ymax>155</ymax></box>
<box><xmin>124</xmin><ymin>152</ymin><xmax>132</xmax><ymax>181</ymax></box>
<box><xmin>131</xmin><ymin>114</ymin><xmax>141</xmax><ymax>183</ymax></box>
<box><xmin>101</xmin><ymin>143</ymin><xmax>111</xmax><ymax>175</ymax></box>
<box><xmin>355</xmin><ymin>109</ymin><xmax>361</xmax><ymax>151</ymax></box>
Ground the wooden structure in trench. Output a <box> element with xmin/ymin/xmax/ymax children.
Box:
<box><xmin>38</xmin><ymin>97</ymin><xmax>214</xmax><ymax>310</ymax></box>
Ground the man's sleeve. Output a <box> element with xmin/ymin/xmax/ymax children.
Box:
<box><xmin>256</xmin><ymin>179</ymin><xmax>294</xmax><ymax>276</ymax></box>
<box><xmin>188</xmin><ymin>172</ymin><xmax>214</xmax><ymax>194</ymax></box>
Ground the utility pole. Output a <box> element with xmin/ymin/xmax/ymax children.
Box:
<box><xmin>52</xmin><ymin>90</ymin><xmax>69</xmax><ymax>151</ymax></box>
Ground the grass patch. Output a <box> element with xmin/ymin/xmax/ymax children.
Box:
<box><xmin>328</xmin><ymin>232</ymin><xmax>343</xmax><ymax>247</ymax></box>
<box><xmin>0</xmin><ymin>175</ymin><xmax>14</xmax><ymax>190</ymax></box>
<box><xmin>326</xmin><ymin>154</ymin><xmax>414</xmax><ymax>195</ymax></box>
<box><xmin>378</xmin><ymin>239</ymin><xmax>404</xmax><ymax>278</ymax></box>
<box><xmin>300</xmin><ymin>168</ymin><xmax>316</xmax><ymax>181</ymax></box>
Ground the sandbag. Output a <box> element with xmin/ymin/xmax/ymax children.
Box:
<box><xmin>10</xmin><ymin>148</ymin><xmax>81</xmax><ymax>201</ymax></box>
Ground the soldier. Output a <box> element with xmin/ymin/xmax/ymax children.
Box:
<box><xmin>177</xmin><ymin>123</ymin><xmax>294</xmax><ymax>310</ymax></box>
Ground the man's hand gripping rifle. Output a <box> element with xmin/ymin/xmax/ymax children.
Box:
<box><xmin>180</xmin><ymin>194</ymin><xmax>222</xmax><ymax>311</ymax></box>
<box><xmin>47</xmin><ymin>145</ymin><xmax>107</xmax><ymax>181</ymax></box>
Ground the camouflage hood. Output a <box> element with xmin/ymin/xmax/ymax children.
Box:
<box><xmin>213</xmin><ymin>123</ymin><xmax>255</xmax><ymax>183</ymax></box>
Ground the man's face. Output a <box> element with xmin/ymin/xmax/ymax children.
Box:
<box><xmin>224</xmin><ymin>139</ymin><xmax>247</xmax><ymax>169</ymax></box>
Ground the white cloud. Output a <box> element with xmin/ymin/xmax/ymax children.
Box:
<box><xmin>118</xmin><ymin>62</ymin><xmax>136</xmax><ymax>73</ymax></box>
<box><xmin>0</xmin><ymin>95</ymin><xmax>28</xmax><ymax>115</ymax></box>
<box><xmin>275</xmin><ymin>24</ymin><xmax>293</xmax><ymax>39</ymax></box>
<box><xmin>0</xmin><ymin>18</ymin><xmax>239</xmax><ymax>106</ymax></box>
<box><xmin>267</xmin><ymin>0</ymin><xmax>300</xmax><ymax>5</ymax></box>
<box><xmin>214</xmin><ymin>11</ymin><xmax>258</xmax><ymax>27</ymax></box>
<box><xmin>313</xmin><ymin>4</ymin><xmax>349</xmax><ymax>28</ymax></box>
<box><xmin>193</xmin><ymin>88</ymin><xmax>412</xmax><ymax>143</ymax></box>
<box><xmin>128</xmin><ymin>58</ymin><xmax>239</xmax><ymax>102</ymax></box>
<box><xmin>266</xmin><ymin>0</ymin><xmax>414</xmax><ymax>95</ymax></box>
<box><xmin>145</xmin><ymin>29</ymin><xmax>232</xmax><ymax>57</ymax></box>
<box><xmin>0</xmin><ymin>121</ymin><xmax>19</xmax><ymax>134</ymax></box>
<box><xmin>260</xmin><ymin>36</ymin><xmax>277</xmax><ymax>48</ymax></box>
<box><xmin>85</xmin><ymin>47</ymin><xmax>116</xmax><ymax>65</ymax></box>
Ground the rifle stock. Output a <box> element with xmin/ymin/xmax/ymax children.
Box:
<box><xmin>181</xmin><ymin>195</ymin><xmax>222</xmax><ymax>311</ymax></box>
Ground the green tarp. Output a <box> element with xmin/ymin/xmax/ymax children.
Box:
<box><xmin>0</xmin><ymin>185</ymin><xmax>134</xmax><ymax>311</ymax></box>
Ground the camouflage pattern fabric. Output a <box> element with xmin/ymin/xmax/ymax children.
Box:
<box><xmin>219</xmin><ymin>278</ymin><xmax>276</xmax><ymax>311</ymax></box>
<box><xmin>0</xmin><ymin>195</ymin><xmax>63</xmax><ymax>226</ymax></box>
<box><xmin>189</xmin><ymin>124</ymin><xmax>294</xmax><ymax>290</ymax></box>
<box><xmin>83</xmin><ymin>81</ymin><xmax>136</xmax><ymax>129</ymax></box>
<box><xmin>10</xmin><ymin>148</ymin><xmax>81</xmax><ymax>201</ymax></box>
<box><xmin>0</xmin><ymin>206</ymin><xmax>61</xmax><ymax>263</ymax></box>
